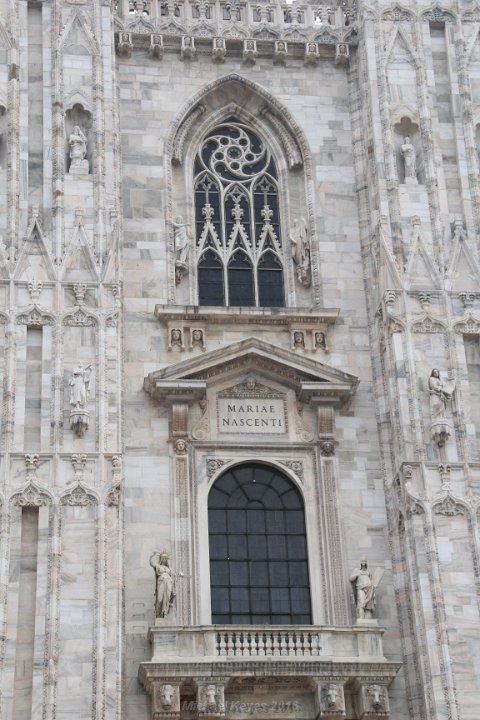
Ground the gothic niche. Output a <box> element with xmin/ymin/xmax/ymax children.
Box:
<box><xmin>393</xmin><ymin>116</ymin><xmax>422</xmax><ymax>185</ymax></box>
<box><xmin>65</xmin><ymin>104</ymin><xmax>92</xmax><ymax>175</ymax></box>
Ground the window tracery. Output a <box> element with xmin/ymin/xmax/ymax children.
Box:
<box><xmin>194</xmin><ymin>119</ymin><xmax>285</xmax><ymax>307</ymax></box>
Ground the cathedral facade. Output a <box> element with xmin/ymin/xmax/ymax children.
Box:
<box><xmin>1</xmin><ymin>0</ymin><xmax>480</xmax><ymax>718</ymax></box>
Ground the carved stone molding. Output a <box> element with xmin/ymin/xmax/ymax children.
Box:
<box><xmin>11</xmin><ymin>481</ymin><xmax>50</xmax><ymax>507</ymax></box>
<box><xmin>16</xmin><ymin>304</ymin><xmax>55</xmax><ymax>326</ymax></box>
<box><xmin>432</xmin><ymin>493</ymin><xmax>468</xmax><ymax>517</ymax></box>
<box><xmin>453</xmin><ymin>313</ymin><xmax>480</xmax><ymax>335</ymax></box>
<box><xmin>282</xmin><ymin>460</ymin><xmax>304</xmax><ymax>481</ymax></box>
<box><xmin>411</xmin><ymin>314</ymin><xmax>446</xmax><ymax>334</ymax></box>
<box><xmin>191</xmin><ymin>399</ymin><xmax>210</xmax><ymax>440</ymax></box>
<box><xmin>105</xmin><ymin>484</ymin><xmax>121</xmax><ymax>507</ymax></box>
<box><xmin>206</xmin><ymin>458</ymin><xmax>227</xmax><ymax>478</ymax></box>
<box><xmin>61</xmin><ymin>482</ymin><xmax>97</xmax><ymax>506</ymax></box>
<box><xmin>63</xmin><ymin>306</ymin><xmax>97</xmax><ymax>326</ymax></box>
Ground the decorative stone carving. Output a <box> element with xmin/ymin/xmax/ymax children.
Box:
<box><xmin>11</xmin><ymin>481</ymin><xmax>50</xmax><ymax>507</ymax></box>
<box><xmin>181</xmin><ymin>35</ymin><xmax>195</xmax><ymax>59</ymax></box>
<box><xmin>304</xmin><ymin>41</ymin><xmax>319</xmax><ymax>64</ymax></box>
<box><xmin>242</xmin><ymin>39</ymin><xmax>258</xmax><ymax>64</ymax></box>
<box><xmin>314</xmin><ymin>331</ymin><xmax>327</xmax><ymax>351</ymax></box>
<box><xmin>153</xmin><ymin>682</ymin><xmax>180</xmax><ymax>718</ymax></box>
<box><xmin>17</xmin><ymin>305</ymin><xmax>55</xmax><ymax>326</ymax></box>
<box><xmin>411</xmin><ymin>315</ymin><xmax>445</xmax><ymax>333</ymax></box>
<box><xmin>27</xmin><ymin>279</ymin><xmax>43</xmax><ymax>302</ymax></box>
<box><xmin>190</xmin><ymin>327</ymin><xmax>205</xmax><ymax>351</ymax></box>
<box><xmin>105</xmin><ymin>484</ymin><xmax>121</xmax><ymax>507</ymax></box>
<box><xmin>174</xmin><ymin>438</ymin><xmax>187</xmax><ymax>454</ymax></box>
<box><xmin>173</xmin><ymin>215</ymin><xmax>190</xmax><ymax>284</ymax></box>
<box><xmin>150</xmin><ymin>550</ymin><xmax>176</xmax><ymax>619</ymax></box>
<box><xmin>71</xmin><ymin>453</ymin><xmax>87</xmax><ymax>483</ymax></box>
<box><xmin>319</xmin><ymin>682</ymin><xmax>346</xmax><ymax>718</ymax></box>
<box><xmin>69</xmin><ymin>363</ymin><xmax>92</xmax><ymax>437</ymax></box>
<box><xmin>350</xmin><ymin>557</ymin><xmax>383</xmax><ymax>620</ymax></box>
<box><xmin>198</xmin><ymin>684</ymin><xmax>225</xmax><ymax>716</ymax></box>
<box><xmin>358</xmin><ymin>683</ymin><xmax>389</xmax><ymax>717</ymax></box>
<box><xmin>290</xmin><ymin>217</ymin><xmax>311</xmax><ymax>287</ymax></box>
<box><xmin>283</xmin><ymin>460</ymin><xmax>304</xmax><ymax>480</ymax></box>
<box><xmin>401</xmin><ymin>136</ymin><xmax>417</xmax><ymax>184</ymax></box>
<box><xmin>117</xmin><ymin>31</ymin><xmax>133</xmax><ymax>57</ymax></box>
<box><xmin>335</xmin><ymin>43</ymin><xmax>349</xmax><ymax>65</ymax></box>
<box><xmin>212</xmin><ymin>36</ymin><xmax>226</xmax><ymax>62</ymax></box>
<box><xmin>149</xmin><ymin>33</ymin><xmax>164</xmax><ymax>59</ymax></box>
<box><xmin>458</xmin><ymin>292</ymin><xmax>477</xmax><ymax>309</ymax></box>
<box><xmin>454</xmin><ymin>313</ymin><xmax>480</xmax><ymax>335</ymax></box>
<box><xmin>273</xmin><ymin>40</ymin><xmax>288</xmax><ymax>65</ymax></box>
<box><xmin>73</xmin><ymin>282</ymin><xmax>88</xmax><ymax>304</ymax></box>
<box><xmin>64</xmin><ymin>307</ymin><xmax>97</xmax><ymax>326</ymax></box>
<box><xmin>61</xmin><ymin>483</ymin><xmax>96</xmax><ymax>506</ymax></box>
<box><xmin>433</xmin><ymin>493</ymin><xmax>467</xmax><ymax>517</ymax></box>
<box><xmin>320</xmin><ymin>440</ymin><xmax>337</xmax><ymax>457</ymax></box>
<box><xmin>68</xmin><ymin>125</ymin><xmax>89</xmax><ymax>174</ymax></box>
<box><xmin>292</xmin><ymin>330</ymin><xmax>306</xmax><ymax>350</ymax></box>
<box><xmin>294</xmin><ymin>401</ymin><xmax>314</xmax><ymax>442</ymax></box>
<box><xmin>25</xmin><ymin>453</ymin><xmax>39</xmax><ymax>478</ymax></box>
<box><xmin>452</xmin><ymin>217</ymin><xmax>467</xmax><ymax>243</ymax></box>
<box><xmin>206</xmin><ymin>458</ymin><xmax>227</xmax><ymax>478</ymax></box>
<box><xmin>169</xmin><ymin>327</ymin><xmax>184</xmax><ymax>351</ymax></box>
<box><xmin>191</xmin><ymin>399</ymin><xmax>209</xmax><ymax>440</ymax></box>
<box><xmin>429</xmin><ymin>368</ymin><xmax>454</xmax><ymax>448</ymax></box>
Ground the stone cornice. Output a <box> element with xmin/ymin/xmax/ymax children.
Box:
<box><xmin>154</xmin><ymin>304</ymin><xmax>339</xmax><ymax>327</ymax></box>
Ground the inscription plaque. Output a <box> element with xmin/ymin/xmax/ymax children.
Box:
<box><xmin>217</xmin><ymin>380</ymin><xmax>287</xmax><ymax>435</ymax></box>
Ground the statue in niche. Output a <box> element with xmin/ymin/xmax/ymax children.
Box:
<box><xmin>69</xmin><ymin>363</ymin><xmax>92</xmax><ymax>410</ymax></box>
<box><xmin>290</xmin><ymin>218</ymin><xmax>311</xmax><ymax>287</ymax></box>
<box><xmin>150</xmin><ymin>550</ymin><xmax>176</xmax><ymax>619</ymax></box>
<box><xmin>293</xmin><ymin>330</ymin><xmax>305</xmax><ymax>349</ymax></box>
<box><xmin>68</xmin><ymin>125</ymin><xmax>89</xmax><ymax>174</ymax></box>
<box><xmin>401</xmin><ymin>136</ymin><xmax>417</xmax><ymax>184</ymax></box>
<box><xmin>429</xmin><ymin>368</ymin><xmax>454</xmax><ymax>422</ymax></box>
<box><xmin>173</xmin><ymin>215</ymin><xmax>190</xmax><ymax>284</ymax></box>
<box><xmin>69</xmin><ymin>363</ymin><xmax>92</xmax><ymax>437</ymax></box>
<box><xmin>350</xmin><ymin>557</ymin><xmax>383</xmax><ymax>620</ymax></box>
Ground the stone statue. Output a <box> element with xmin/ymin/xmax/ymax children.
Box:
<box><xmin>429</xmin><ymin>368</ymin><xmax>455</xmax><ymax>422</ymax></box>
<box><xmin>401</xmin><ymin>136</ymin><xmax>417</xmax><ymax>183</ymax></box>
<box><xmin>69</xmin><ymin>363</ymin><xmax>92</xmax><ymax>409</ymax></box>
<box><xmin>350</xmin><ymin>557</ymin><xmax>382</xmax><ymax>619</ymax></box>
<box><xmin>150</xmin><ymin>550</ymin><xmax>175</xmax><ymax>619</ymax></box>
<box><xmin>173</xmin><ymin>215</ymin><xmax>190</xmax><ymax>284</ymax></box>
<box><xmin>69</xmin><ymin>363</ymin><xmax>92</xmax><ymax>437</ymax></box>
<box><xmin>69</xmin><ymin>125</ymin><xmax>89</xmax><ymax>174</ymax></box>
<box><xmin>290</xmin><ymin>218</ymin><xmax>311</xmax><ymax>287</ymax></box>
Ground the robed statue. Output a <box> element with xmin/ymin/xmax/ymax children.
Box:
<box><xmin>150</xmin><ymin>550</ymin><xmax>175</xmax><ymax>619</ymax></box>
<box><xmin>350</xmin><ymin>557</ymin><xmax>383</xmax><ymax>619</ymax></box>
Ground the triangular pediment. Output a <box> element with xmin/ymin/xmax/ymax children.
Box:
<box><xmin>144</xmin><ymin>337</ymin><xmax>358</xmax><ymax>406</ymax></box>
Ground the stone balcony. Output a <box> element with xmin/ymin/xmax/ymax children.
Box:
<box><xmin>138</xmin><ymin>624</ymin><xmax>400</xmax><ymax>719</ymax></box>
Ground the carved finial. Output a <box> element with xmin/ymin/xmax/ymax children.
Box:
<box><xmin>202</xmin><ymin>203</ymin><xmax>214</xmax><ymax>222</ymax></box>
<box><xmin>261</xmin><ymin>205</ymin><xmax>273</xmax><ymax>223</ymax></box>
<box><xmin>75</xmin><ymin>207</ymin><xmax>85</xmax><ymax>225</ymax></box>
<box><xmin>25</xmin><ymin>454</ymin><xmax>39</xmax><ymax>479</ymax></box>
<box><xmin>27</xmin><ymin>279</ymin><xmax>43</xmax><ymax>303</ymax></box>
<box><xmin>71</xmin><ymin>454</ymin><xmax>87</xmax><ymax>483</ymax></box>
<box><xmin>73</xmin><ymin>283</ymin><xmax>88</xmax><ymax>305</ymax></box>
<box><xmin>232</xmin><ymin>203</ymin><xmax>244</xmax><ymax>222</ymax></box>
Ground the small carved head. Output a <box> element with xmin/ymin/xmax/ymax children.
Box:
<box><xmin>367</xmin><ymin>684</ymin><xmax>386</xmax><ymax>711</ymax></box>
<box><xmin>171</xmin><ymin>328</ymin><xmax>182</xmax><ymax>343</ymax></box>
<box><xmin>431</xmin><ymin>368</ymin><xmax>440</xmax><ymax>378</ymax></box>
<box><xmin>175</xmin><ymin>438</ymin><xmax>187</xmax><ymax>454</ymax></box>
<box><xmin>159</xmin><ymin>684</ymin><xmax>175</xmax><ymax>709</ymax></box>
<box><xmin>294</xmin><ymin>331</ymin><xmax>304</xmax><ymax>347</ymax></box>
<box><xmin>323</xmin><ymin>683</ymin><xmax>342</xmax><ymax>710</ymax></box>
<box><xmin>192</xmin><ymin>329</ymin><xmax>203</xmax><ymax>343</ymax></box>
<box><xmin>204</xmin><ymin>685</ymin><xmax>217</xmax><ymax>710</ymax></box>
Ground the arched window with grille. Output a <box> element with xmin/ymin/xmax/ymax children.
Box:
<box><xmin>194</xmin><ymin>120</ymin><xmax>285</xmax><ymax>307</ymax></box>
<box><xmin>208</xmin><ymin>463</ymin><xmax>311</xmax><ymax>624</ymax></box>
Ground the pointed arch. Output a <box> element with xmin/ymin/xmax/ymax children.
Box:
<box><xmin>166</xmin><ymin>73</ymin><xmax>322</xmax><ymax>308</ymax></box>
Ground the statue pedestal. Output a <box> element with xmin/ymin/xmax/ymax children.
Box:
<box><xmin>356</xmin><ymin>618</ymin><xmax>379</xmax><ymax>627</ymax></box>
<box><xmin>69</xmin><ymin>159</ymin><xmax>89</xmax><ymax>175</ymax></box>
<box><xmin>430</xmin><ymin>421</ymin><xmax>451</xmax><ymax>447</ymax></box>
<box><xmin>70</xmin><ymin>409</ymin><xmax>90</xmax><ymax>437</ymax></box>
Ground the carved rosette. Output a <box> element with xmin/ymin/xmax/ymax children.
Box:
<box><xmin>206</xmin><ymin>458</ymin><xmax>227</xmax><ymax>478</ymax></box>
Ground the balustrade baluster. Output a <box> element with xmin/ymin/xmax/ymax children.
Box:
<box><xmin>280</xmin><ymin>631</ymin><xmax>288</xmax><ymax>656</ymax></box>
<box><xmin>272</xmin><ymin>631</ymin><xmax>280</xmax><ymax>656</ymax></box>
<box><xmin>227</xmin><ymin>631</ymin><xmax>234</xmax><ymax>656</ymax></box>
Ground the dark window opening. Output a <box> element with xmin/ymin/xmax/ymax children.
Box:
<box><xmin>198</xmin><ymin>250</ymin><xmax>224</xmax><ymax>306</ymax></box>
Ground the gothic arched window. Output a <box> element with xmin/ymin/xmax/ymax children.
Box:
<box><xmin>194</xmin><ymin>120</ymin><xmax>285</xmax><ymax>307</ymax></box>
<box><xmin>208</xmin><ymin>463</ymin><xmax>311</xmax><ymax>624</ymax></box>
